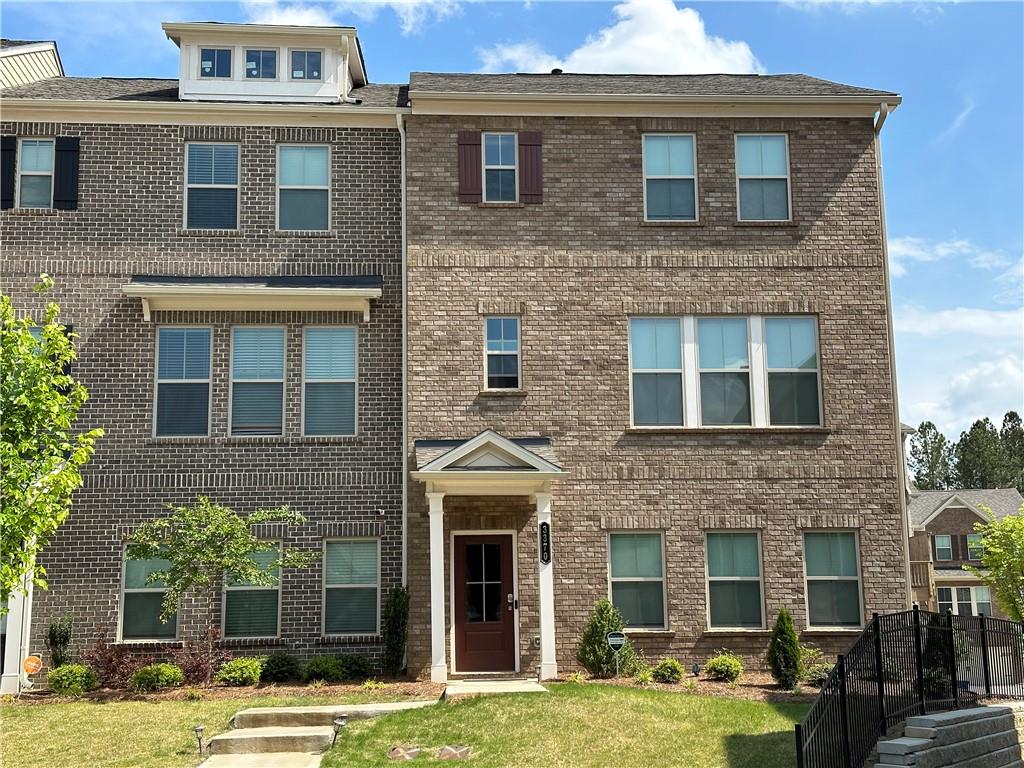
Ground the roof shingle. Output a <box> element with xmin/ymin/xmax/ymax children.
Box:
<box><xmin>908</xmin><ymin>488</ymin><xmax>1024</xmax><ymax>526</ymax></box>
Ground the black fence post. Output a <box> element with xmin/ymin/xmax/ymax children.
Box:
<box><xmin>980</xmin><ymin>613</ymin><xmax>992</xmax><ymax>697</ymax></box>
<box><xmin>913</xmin><ymin>604</ymin><xmax>926</xmax><ymax>715</ymax></box>
<box><xmin>873</xmin><ymin>612</ymin><xmax>887</xmax><ymax>734</ymax></box>
<box><xmin>837</xmin><ymin>654</ymin><xmax>853</xmax><ymax>768</ymax></box>
<box><xmin>947</xmin><ymin>610</ymin><xmax>959</xmax><ymax>708</ymax></box>
<box><xmin>795</xmin><ymin>722</ymin><xmax>805</xmax><ymax>768</ymax></box>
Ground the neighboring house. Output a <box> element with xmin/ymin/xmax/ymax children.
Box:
<box><xmin>0</xmin><ymin>39</ymin><xmax>63</xmax><ymax>88</ymax></box>
<box><xmin>907</xmin><ymin>488</ymin><xmax>1024</xmax><ymax>617</ymax></box>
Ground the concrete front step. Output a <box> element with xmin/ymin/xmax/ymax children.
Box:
<box><xmin>873</xmin><ymin>705</ymin><xmax>1024</xmax><ymax>768</ymax></box>
<box><xmin>444</xmin><ymin>679</ymin><xmax>548</xmax><ymax>700</ymax></box>
<box><xmin>208</xmin><ymin>726</ymin><xmax>335</xmax><ymax>755</ymax></box>
<box><xmin>200</xmin><ymin>754</ymin><xmax>323</xmax><ymax>768</ymax></box>
<box><xmin>232</xmin><ymin>700</ymin><xmax>436</xmax><ymax>729</ymax></box>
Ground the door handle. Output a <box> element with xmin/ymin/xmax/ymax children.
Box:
<box><xmin>507</xmin><ymin>593</ymin><xmax>518</xmax><ymax>611</ymax></box>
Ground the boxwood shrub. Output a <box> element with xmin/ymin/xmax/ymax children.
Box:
<box><xmin>261</xmin><ymin>652</ymin><xmax>302</xmax><ymax>683</ymax></box>
<box><xmin>48</xmin><ymin>664</ymin><xmax>98</xmax><ymax>696</ymax></box>
<box><xmin>130</xmin><ymin>663</ymin><xmax>185</xmax><ymax>692</ymax></box>
<box><xmin>215</xmin><ymin>657</ymin><xmax>264</xmax><ymax>687</ymax></box>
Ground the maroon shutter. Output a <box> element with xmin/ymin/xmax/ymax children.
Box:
<box><xmin>457</xmin><ymin>131</ymin><xmax>482</xmax><ymax>203</ymax></box>
<box><xmin>519</xmin><ymin>131</ymin><xmax>542</xmax><ymax>204</ymax></box>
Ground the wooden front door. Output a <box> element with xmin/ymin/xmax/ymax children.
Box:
<box><xmin>453</xmin><ymin>534</ymin><xmax>516</xmax><ymax>672</ymax></box>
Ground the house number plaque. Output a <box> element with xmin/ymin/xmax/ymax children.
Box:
<box><xmin>539</xmin><ymin>522</ymin><xmax>551</xmax><ymax>565</ymax></box>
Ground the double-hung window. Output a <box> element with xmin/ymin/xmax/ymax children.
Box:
<box><xmin>155</xmin><ymin>327</ymin><xmax>211</xmax><ymax>437</ymax></box>
<box><xmin>643</xmin><ymin>134</ymin><xmax>696</xmax><ymax>221</ymax></box>
<box><xmin>938</xmin><ymin>586</ymin><xmax>992</xmax><ymax>617</ymax></box>
<box><xmin>200</xmin><ymin>48</ymin><xmax>232</xmax><ymax>78</ymax></box>
<box><xmin>608</xmin><ymin>532</ymin><xmax>666</xmax><ymax>630</ymax></box>
<box><xmin>764</xmin><ymin>317</ymin><xmax>821</xmax><ymax>426</ymax></box>
<box><xmin>324</xmin><ymin>539</ymin><xmax>380</xmax><ymax>635</ymax></box>
<box><xmin>485</xmin><ymin>316</ymin><xmax>520</xmax><ymax>389</ymax></box>
<box><xmin>185</xmin><ymin>143</ymin><xmax>239</xmax><ymax>230</ymax></box>
<box><xmin>967</xmin><ymin>533</ymin><xmax>984</xmax><ymax>561</ymax></box>
<box><xmin>122</xmin><ymin>556</ymin><xmax>177</xmax><ymax>640</ymax></box>
<box><xmin>231</xmin><ymin>327</ymin><xmax>285</xmax><ymax>436</ymax></box>
<box><xmin>804</xmin><ymin>531</ymin><xmax>862</xmax><ymax>628</ymax></box>
<box><xmin>278</xmin><ymin>145</ymin><xmax>329</xmax><ymax>231</ymax></box>
<box><xmin>223</xmin><ymin>547</ymin><xmax>280</xmax><ymax>639</ymax></box>
<box><xmin>482</xmin><ymin>132</ymin><xmax>517</xmax><ymax>202</ymax></box>
<box><xmin>707</xmin><ymin>532</ymin><xmax>763</xmax><ymax>629</ymax></box>
<box><xmin>629</xmin><ymin>318</ymin><xmax>683</xmax><ymax>426</ymax></box>
<box><xmin>16</xmin><ymin>139</ymin><xmax>54</xmax><ymax>209</ymax></box>
<box><xmin>698</xmin><ymin>317</ymin><xmax>751</xmax><ymax>426</ymax></box>
<box><xmin>736</xmin><ymin>134</ymin><xmax>790</xmax><ymax>221</ymax></box>
<box><xmin>290</xmin><ymin>50</ymin><xmax>322</xmax><ymax>80</ymax></box>
<box><xmin>303</xmin><ymin>327</ymin><xmax>356</xmax><ymax>436</ymax></box>
<box><xmin>245</xmin><ymin>49</ymin><xmax>276</xmax><ymax>79</ymax></box>
<box><xmin>934</xmin><ymin>534</ymin><xmax>953</xmax><ymax>561</ymax></box>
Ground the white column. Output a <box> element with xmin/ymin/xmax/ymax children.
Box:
<box><xmin>535</xmin><ymin>492</ymin><xmax>557</xmax><ymax>681</ymax></box>
<box><xmin>1</xmin><ymin>571</ymin><xmax>33</xmax><ymax>695</ymax></box>
<box><xmin>426</xmin><ymin>492</ymin><xmax>448</xmax><ymax>683</ymax></box>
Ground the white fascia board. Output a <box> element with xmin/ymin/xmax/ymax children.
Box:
<box><xmin>410</xmin><ymin>470</ymin><xmax>566</xmax><ymax>497</ymax></box>
<box><xmin>919</xmin><ymin>496</ymin><xmax>992</xmax><ymax>528</ymax></box>
<box><xmin>0</xmin><ymin>41</ymin><xmax>58</xmax><ymax>58</ymax></box>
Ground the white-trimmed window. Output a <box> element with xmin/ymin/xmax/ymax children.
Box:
<box><xmin>277</xmin><ymin>145</ymin><xmax>329</xmax><ymax>231</ymax></box>
<box><xmin>482</xmin><ymin>132</ymin><xmax>517</xmax><ymax>203</ymax></box>
<box><xmin>938</xmin><ymin>586</ymin><xmax>992</xmax><ymax>617</ymax></box>
<box><xmin>223</xmin><ymin>546</ymin><xmax>280</xmax><ymax>639</ymax></box>
<box><xmin>323</xmin><ymin>539</ymin><xmax>380</xmax><ymax>636</ymax></box>
<box><xmin>707</xmin><ymin>532</ymin><xmax>763</xmax><ymax>629</ymax></box>
<box><xmin>17</xmin><ymin>138</ymin><xmax>54</xmax><ymax>209</ymax></box>
<box><xmin>643</xmin><ymin>134</ymin><xmax>696</xmax><ymax>221</ymax></box>
<box><xmin>804</xmin><ymin>531</ymin><xmax>862</xmax><ymax>628</ymax></box>
<box><xmin>122</xmin><ymin>556</ymin><xmax>177</xmax><ymax>640</ymax></box>
<box><xmin>736</xmin><ymin>134</ymin><xmax>790</xmax><ymax>221</ymax></box>
<box><xmin>303</xmin><ymin>326</ymin><xmax>357</xmax><ymax>436</ymax></box>
<box><xmin>200</xmin><ymin>48</ymin><xmax>232</xmax><ymax>78</ymax></box>
<box><xmin>698</xmin><ymin>317</ymin><xmax>751</xmax><ymax>426</ymax></box>
<box><xmin>155</xmin><ymin>327</ymin><xmax>211</xmax><ymax>437</ymax></box>
<box><xmin>608</xmin><ymin>532</ymin><xmax>666</xmax><ymax>630</ymax></box>
<box><xmin>967</xmin><ymin>533</ymin><xmax>984</xmax><ymax>561</ymax></box>
<box><xmin>934</xmin><ymin>534</ymin><xmax>953</xmax><ymax>561</ymax></box>
<box><xmin>185</xmin><ymin>143</ymin><xmax>239</xmax><ymax>230</ymax></box>
<box><xmin>629</xmin><ymin>317</ymin><xmax>684</xmax><ymax>426</ymax></box>
<box><xmin>765</xmin><ymin>316</ymin><xmax>821</xmax><ymax>426</ymax></box>
<box><xmin>231</xmin><ymin>326</ymin><xmax>285</xmax><ymax>436</ymax></box>
<box><xmin>485</xmin><ymin>316</ymin><xmax>520</xmax><ymax>390</ymax></box>
<box><xmin>245</xmin><ymin>48</ymin><xmax>276</xmax><ymax>79</ymax></box>
<box><xmin>289</xmin><ymin>49</ymin><xmax>322</xmax><ymax>80</ymax></box>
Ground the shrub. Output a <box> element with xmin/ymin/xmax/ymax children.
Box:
<box><xmin>799</xmin><ymin>643</ymin><xmax>823</xmax><ymax>678</ymax></box>
<box><xmin>705</xmin><ymin>651</ymin><xmax>744</xmax><ymax>683</ymax></box>
<box><xmin>651</xmin><ymin>658</ymin><xmax>685</xmax><ymax>684</ymax></box>
<box><xmin>48</xmin><ymin>664</ymin><xmax>97</xmax><ymax>696</ymax></box>
<box><xmin>338</xmin><ymin>654</ymin><xmax>374</xmax><ymax>681</ymax></box>
<box><xmin>363</xmin><ymin>679</ymin><xmax>388</xmax><ymax>691</ymax></box>
<box><xmin>767</xmin><ymin>608</ymin><xmax>801</xmax><ymax>690</ymax></box>
<box><xmin>804</xmin><ymin>663</ymin><xmax>834</xmax><ymax>688</ymax></box>
<box><xmin>215</xmin><ymin>657</ymin><xmax>264</xmax><ymax>687</ymax></box>
<box><xmin>82</xmin><ymin>627</ymin><xmax>142</xmax><ymax>688</ymax></box>
<box><xmin>382</xmin><ymin>585</ymin><xmax>410</xmax><ymax>678</ymax></box>
<box><xmin>633</xmin><ymin>666</ymin><xmax>653</xmax><ymax>687</ymax></box>
<box><xmin>172</xmin><ymin>628</ymin><xmax>233</xmax><ymax>685</ymax></box>
<box><xmin>45</xmin><ymin>615</ymin><xmax>75</xmax><ymax>669</ymax></box>
<box><xmin>130</xmin><ymin>663</ymin><xmax>185</xmax><ymax>692</ymax></box>
<box><xmin>566</xmin><ymin>671</ymin><xmax>586</xmax><ymax>684</ymax></box>
<box><xmin>303</xmin><ymin>655</ymin><xmax>346</xmax><ymax>683</ymax></box>
<box><xmin>184</xmin><ymin>687</ymin><xmax>206</xmax><ymax>701</ymax></box>
<box><xmin>261</xmin><ymin>652</ymin><xmax>301</xmax><ymax>683</ymax></box>
<box><xmin>576</xmin><ymin>599</ymin><xmax>642</xmax><ymax>678</ymax></box>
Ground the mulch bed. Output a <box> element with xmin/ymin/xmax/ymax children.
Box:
<box><xmin>581</xmin><ymin>670</ymin><xmax>819</xmax><ymax>703</ymax></box>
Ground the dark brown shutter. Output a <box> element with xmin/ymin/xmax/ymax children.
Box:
<box><xmin>518</xmin><ymin>131</ymin><xmax>543</xmax><ymax>204</ymax></box>
<box><xmin>457</xmin><ymin>131</ymin><xmax>482</xmax><ymax>203</ymax></box>
<box><xmin>0</xmin><ymin>136</ymin><xmax>15</xmax><ymax>210</ymax></box>
<box><xmin>53</xmin><ymin>137</ymin><xmax>81</xmax><ymax>210</ymax></box>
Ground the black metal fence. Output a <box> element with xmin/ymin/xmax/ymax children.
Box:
<box><xmin>795</xmin><ymin>606</ymin><xmax>1024</xmax><ymax>768</ymax></box>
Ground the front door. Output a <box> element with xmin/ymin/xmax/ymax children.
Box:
<box><xmin>453</xmin><ymin>534</ymin><xmax>516</xmax><ymax>672</ymax></box>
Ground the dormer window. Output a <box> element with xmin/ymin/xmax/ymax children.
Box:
<box><xmin>200</xmin><ymin>48</ymin><xmax>231</xmax><ymax>79</ymax></box>
<box><xmin>290</xmin><ymin>50</ymin><xmax>322</xmax><ymax>81</ymax></box>
<box><xmin>245</xmin><ymin>49</ymin><xmax>277</xmax><ymax>79</ymax></box>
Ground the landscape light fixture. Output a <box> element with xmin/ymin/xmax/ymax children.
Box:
<box><xmin>333</xmin><ymin>716</ymin><xmax>348</xmax><ymax>746</ymax></box>
<box><xmin>193</xmin><ymin>724</ymin><xmax>205</xmax><ymax>754</ymax></box>
<box><xmin>692</xmin><ymin>664</ymin><xmax>700</xmax><ymax>677</ymax></box>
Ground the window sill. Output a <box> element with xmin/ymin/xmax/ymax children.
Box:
<box><xmin>624</xmin><ymin>426</ymin><xmax>830</xmax><ymax>435</ymax></box>
<box><xmin>177</xmin><ymin>229</ymin><xmax>243</xmax><ymax>237</ymax></box>
<box><xmin>640</xmin><ymin>220</ymin><xmax>704</xmax><ymax>227</ymax></box>
<box><xmin>702</xmin><ymin>628</ymin><xmax>771</xmax><ymax>635</ymax></box>
<box><xmin>272</xmin><ymin>230</ymin><xmax>335</xmax><ymax>238</ymax></box>
<box><xmin>219</xmin><ymin>637</ymin><xmax>287</xmax><ymax>648</ymax></box>
<box><xmin>734</xmin><ymin>220</ymin><xmax>799</xmax><ymax>228</ymax></box>
<box><xmin>476</xmin><ymin>202</ymin><xmax>525</xmax><ymax>208</ymax></box>
<box><xmin>479</xmin><ymin>388</ymin><xmax>527</xmax><ymax>397</ymax></box>
<box><xmin>145</xmin><ymin>435</ymin><xmax>360</xmax><ymax>446</ymax></box>
<box><xmin>317</xmin><ymin>634</ymin><xmax>381</xmax><ymax>645</ymax></box>
<box><xmin>114</xmin><ymin>639</ymin><xmax>183</xmax><ymax>648</ymax></box>
<box><xmin>623</xmin><ymin>629</ymin><xmax>674</xmax><ymax>636</ymax></box>
<box><xmin>801</xmin><ymin>628</ymin><xmax>864</xmax><ymax>635</ymax></box>
<box><xmin>5</xmin><ymin>207</ymin><xmax>65</xmax><ymax>216</ymax></box>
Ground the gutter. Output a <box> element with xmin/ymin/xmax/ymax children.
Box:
<box><xmin>408</xmin><ymin>90</ymin><xmax>903</xmax><ymax>106</ymax></box>
<box><xmin>396</xmin><ymin>111</ymin><xmax>408</xmax><ymax>587</ymax></box>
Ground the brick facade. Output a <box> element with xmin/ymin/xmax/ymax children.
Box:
<box><xmin>404</xmin><ymin>114</ymin><xmax>909</xmax><ymax>674</ymax></box>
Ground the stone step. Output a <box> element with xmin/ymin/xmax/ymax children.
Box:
<box><xmin>199</xmin><ymin>754</ymin><xmax>323</xmax><ymax>768</ymax></box>
<box><xmin>208</xmin><ymin>727</ymin><xmax>335</xmax><ymax>755</ymax></box>
<box><xmin>232</xmin><ymin>700</ymin><xmax>436</xmax><ymax>729</ymax></box>
<box><xmin>876</xmin><ymin>729</ymin><xmax>1023</xmax><ymax>767</ymax></box>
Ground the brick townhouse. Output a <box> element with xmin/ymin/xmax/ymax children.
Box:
<box><xmin>1</xmin><ymin>20</ymin><xmax>911</xmax><ymax>689</ymax></box>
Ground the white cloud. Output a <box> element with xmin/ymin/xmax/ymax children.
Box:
<box><xmin>894</xmin><ymin>305</ymin><xmax>1023</xmax><ymax>339</ymax></box>
<box><xmin>477</xmin><ymin>0</ymin><xmax>761</xmax><ymax>75</ymax></box>
<box><xmin>888</xmin><ymin>235</ymin><xmax>1014</xmax><ymax>279</ymax></box>
<box><xmin>241</xmin><ymin>0</ymin><xmax>458</xmax><ymax>35</ymax></box>
<box><xmin>931</xmin><ymin>96</ymin><xmax>975</xmax><ymax>146</ymax></box>
<box><xmin>243</xmin><ymin>1</ymin><xmax>337</xmax><ymax>26</ymax></box>
<box><xmin>783</xmin><ymin>0</ymin><xmax>947</xmax><ymax>15</ymax></box>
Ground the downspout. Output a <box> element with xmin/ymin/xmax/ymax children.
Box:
<box><xmin>397</xmin><ymin>111</ymin><xmax>408</xmax><ymax>587</ymax></box>
<box><xmin>873</xmin><ymin>101</ymin><xmax>913</xmax><ymax>608</ymax></box>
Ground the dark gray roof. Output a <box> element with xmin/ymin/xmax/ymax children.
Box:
<box><xmin>414</xmin><ymin>436</ymin><xmax>559</xmax><ymax>470</ymax></box>
<box><xmin>909</xmin><ymin>489</ymin><xmax>1024</xmax><ymax>526</ymax></box>
<box><xmin>129</xmin><ymin>274</ymin><xmax>383</xmax><ymax>289</ymax></box>
<box><xmin>0</xmin><ymin>76</ymin><xmax>409</xmax><ymax>108</ymax></box>
<box><xmin>410</xmin><ymin>72</ymin><xmax>898</xmax><ymax>99</ymax></box>
<box><xmin>1</xmin><ymin>39</ymin><xmax>50</xmax><ymax>50</ymax></box>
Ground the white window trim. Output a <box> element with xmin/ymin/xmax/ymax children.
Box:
<box><xmin>966</xmin><ymin>533</ymin><xmax>984</xmax><ymax>561</ymax></box>
<box><xmin>15</xmin><ymin>137</ymin><xmax>55</xmax><ymax>210</ymax></box>
<box><xmin>802</xmin><ymin>529</ymin><xmax>864</xmax><ymax>631</ymax></box>
<box><xmin>221</xmin><ymin>542</ymin><xmax>283</xmax><ymax>640</ymax></box>
<box><xmin>641</xmin><ymin>133</ymin><xmax>698</xmax><ymax>223</ymax></box>
<box><xmin>704</xmin><ymin>530</ymin><xmax>766</xmax><ymax>631</ymax></box>
<box><xmin>696</xmin><ymin>315</ymin><xmax>754</xmax><ymax>428</ymax></box>
<box><xmin>119</xmin><ymin>546</ymin><xmax>179</xmax><ymax>643</ymax></box>
<box><xmin>229</xmin><ymin>324</ymin><xmax>287</xmax><ymax>438</ymax></box>
<box><xmin>321</xmin><ymin>537</ymin><xmax>382</xmax><ymax>638</ymax></box>
<box><xmin>627</xmin><ymin>317</ymin><xmax>686</xmax><ymax>427</ymax></box>
<box><xmin>482</xmin><ymin>315</ymin><xmax>522</xmax><ymax>391</ymax></box>
<box><xmin>286</xmin><ymin>48</ymin><xmax>325</xmax><ymax>82</ymax></box>
<box><xmin>938</xmin><ymin>585</ymin><xmax>992</xmax><ymax>617</ymax></box>
<box><xmin>275</xmin><ymin>143</ymin><xmax>331</xmax><ymax>232</ymax></box>
<box><xmin>183</xmin><ymin>142</ymin><xmax>240</xmax><ymax>231</ymax></box>
<box><xmin>244</xmin><ymin>47</ymin><xmax>280</xmax><ymax>81</ymax></box>
<box><xmin>934</xmin><ymin>534</ymin><xmax>953</xmax><ymax>562</ymax></box>
<box><xmin>481</xmin><ymin>132</ymin><xmax>519</xmax><ymax>203</ymax></box>
<box><xmin>198</xmin><ymin>47</ymin><xmax>233</xmax><ymax>80</ymax></box>
<box><xmin>606</xmin><ymin>530</ymin><xmax>669</xmax><ymax>632</ymax></box>
<box><xmin>153</xmin><ymin>325</ymin><xmax>213</xmax><ymax>438</ymax></box>
<box><xmin>301</xmin><ymin>325</ymin><xmax>358</xmax><ymax>437</ymax></box>
<box><xmin>735</xmin><ymin>133</ymin><xmax>793</xmax><ymax>223</ymax></box>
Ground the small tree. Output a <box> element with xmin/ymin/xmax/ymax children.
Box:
<box><xmin>381</xmin><ymin>585</ymin><xmax>410</xmax><ymax>678</ymax></box>
<box><xmin>45</xmin><ymin>614</ymin><xmax>75</xmax><ymax>668</ymax></box>
<box><xmin>908</xmin><ymin>421</ymin><xmax>953</xmax><ymax>491</ymax></box>
<box><xmin>1</xmin><ymin>276</ymin><xmax>103</xmax><ymax>605</ymax></box>
<box><xmin>767</xmin><ymin>608</ymin><xmax>801</xmax><ymax>690</ymax></box>
<box><xmin>965</xmin><ymin>503</ymin><xmax>1024</xmax><ymax>621</ymax></box>
<box><xmin>576</xmin><ymin>599</ymin><xmax>640</xmax><ymax>678</ymax></box>
<box><xmin>126</xmin><ymin>497</ymin><xmax>315</xmax><ymax>682</ymax></box>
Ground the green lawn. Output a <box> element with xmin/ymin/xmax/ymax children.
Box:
<box><xmin>323</xmin><ymin>683</ymin><xmax>809</xmax><ymax>768</ymax></box>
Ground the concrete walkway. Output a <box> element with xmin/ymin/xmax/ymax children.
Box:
<box><xmin>444</xmin><ymin>678</ymin><xmax>548</xmax><ymax>699</ymax></box>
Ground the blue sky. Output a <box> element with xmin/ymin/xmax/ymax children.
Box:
<box><xmin>3</xmin><ymin>0</ymin><xmax>1022</xmax><ymax>439</ymax></box>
